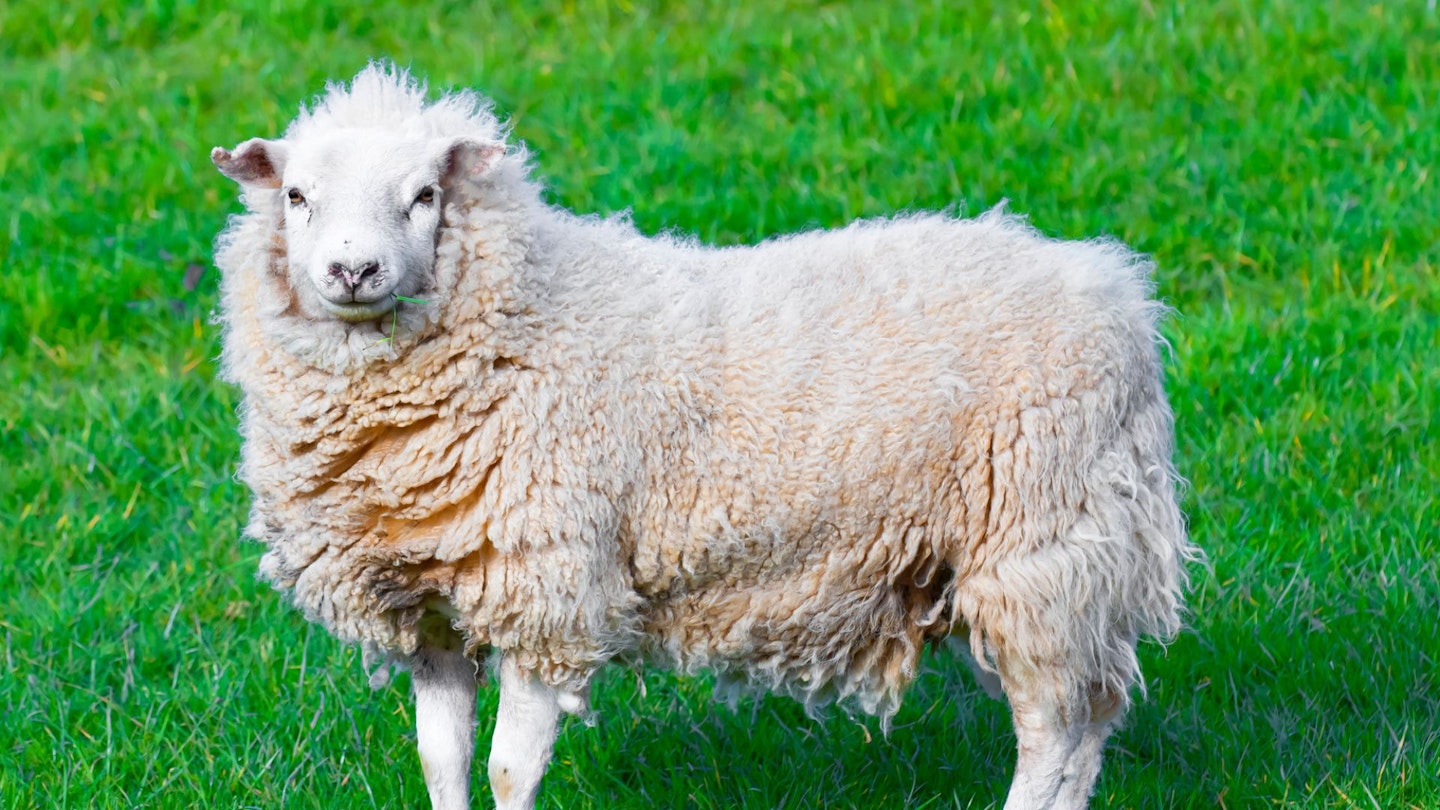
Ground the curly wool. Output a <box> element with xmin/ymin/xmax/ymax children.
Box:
<box><xmin>216</xmin><ymin>65</ymin><xmax>1192</xmax><ymax>719</ymax></box>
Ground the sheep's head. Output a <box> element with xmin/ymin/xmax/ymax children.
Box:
<box><xmin>212</xmin><ymin>132</ymin><xmax>503</xmax><ymax>323</ymax></box>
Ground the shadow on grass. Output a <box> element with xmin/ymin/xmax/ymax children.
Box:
<box><xmin>537</xmin><ymin>652</ymin><xmax>1016</xmax><ymax>810</ymax></box>
<box><xmin>507</xmin><ymin>590</ymin><xmax>1440</xmax><ymax>810</ymax></box>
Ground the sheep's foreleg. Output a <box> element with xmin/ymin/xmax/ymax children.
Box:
<box><xmin>487</xmin><ymin>654</ymin><xmax>562</xmax><ymax>810</ymax></box>
<box><xmin>413</xmin><ymin>647</ymin><xmax>478</xmax><ymax>810</ymax></box>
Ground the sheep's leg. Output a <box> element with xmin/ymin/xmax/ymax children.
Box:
<box><xmin>1053</xmin><ymin>713</ymin><xmax>1119</xmax><ymax>808</ymax></box>
<box><xmin>1000</xmin><ymin>674</ymin><xmax>1126</xmax><ymax>810</ymax></box>
<box><xmin>1001</xmin><ymin>687</ymin><xmax>1084</xmax><ymax>810</ymax></box>
<box><xmin>487</xmin><ymin>655</ymin><xmax>562</xmax><ymax>810</ymax></box>
<box><xmin>413</xmin><ymin>647</ymin><xmax>479</xmax><ymax>810</ymax></box>
<box><xmin>1057</xmin><ymin>684</ymin><xmax>1126</xmax><ymax>808</ymax></box>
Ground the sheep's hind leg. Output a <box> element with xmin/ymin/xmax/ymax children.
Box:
<box><xmin>1054</xmin><ymin>690</ymin><xmax>1124</xmax><ymax>809</ymax></box>
<box><xmin>1001</xmin><ymin>682</ymin><xmax>1083</xmax><ymax>810</ymax></box>
<box><xmin>487</xmin><ymin>654</ymin><xmax>563</xmax><ymax>810</ymax></box>
<box><xmin>413</xmin><ymin>646</ymin><xmax>479</xmax><ymax>810</ymax></box>
<box><xmin>1000</xmin><ymin>673</ymin><xmax>1125</xmax><ymax>810</ymax></box>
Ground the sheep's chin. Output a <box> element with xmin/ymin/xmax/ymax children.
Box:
<box><xmin>322</xmin><ymin>300</ymin><xmax>395</xmax><ymax>323</ymax></box>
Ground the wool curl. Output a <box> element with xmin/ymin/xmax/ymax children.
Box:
<box><xmin>215</xmin><ymin>64</ymin><xmax>1195</xmax><ymax>721</ymax></box>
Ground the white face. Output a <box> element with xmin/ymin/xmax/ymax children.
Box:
<box><xmin>279</xmin><ymin>133</ymin><xmax>445</xmax><ymax>322</ymax></box>
<box><xmin>213</xmin><ymin>132</ymin><xmax>502</xmax><ymax>325</ymax></box>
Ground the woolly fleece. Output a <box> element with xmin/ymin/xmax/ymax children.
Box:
<box><xmin>215</xmin><ymin>65</ymin><xmax>1192</xmax><ymax>721</ymax></box>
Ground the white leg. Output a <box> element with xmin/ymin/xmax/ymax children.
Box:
<box><xmin>1054</xmin><ymin>719</ymin><xmax>1115</xmax><ymax>808</ymax></box>
<box><xmin>1000</xmin><ymin>674</ymin><xmax>1124</xmax><ymax>810</ymax></box>
<box><xmin>487</xmin><ymin>655</ymin><xmax>563</xmax><ymax>810</ymax></box>
<box><xmin>413</xmin><ymin>647</ymin><xmax>478</xmax><ymax>810</ymax></box>
<box><xmin>1002</xmin><ymin>698</ymin><xmax>1083</xmax><ymax>810</ymax></box>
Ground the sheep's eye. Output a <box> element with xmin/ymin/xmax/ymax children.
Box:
<box><xmin>415</xmin><ymin>187</ymin><xmax>435</xmax><ymax>205</ymax></box>
<box><xmin>286</xmin><ymin>188</ymin><xmax>305</xmax><ymax>205</ymax></box>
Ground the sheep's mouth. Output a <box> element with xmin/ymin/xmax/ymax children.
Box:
<box><xmin>322</xmin><ymin>299</ymin><xmax>395</xmax><ymax>323</ymax></box>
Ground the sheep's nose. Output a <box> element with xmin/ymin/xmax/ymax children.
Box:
<box><xmin>328</xmin><ymin>261</ymin><xmax>380</xmax><ymax>290</ymax></box>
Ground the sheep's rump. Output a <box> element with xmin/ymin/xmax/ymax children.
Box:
<box><xmin>228</xmin><ymin>203</ymin><xmax>1187</xmax><ymax>717</ymax></box>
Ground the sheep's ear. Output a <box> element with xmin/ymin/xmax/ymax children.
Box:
<box><xmin>211</xmin><ymin>138</ymin><xmax>288</xmax><ymax>188</ymax></box>
<box><xmin>436</xmin><ymin>137</ymin><xmax>505</xmax><ymax>184</ymax></box>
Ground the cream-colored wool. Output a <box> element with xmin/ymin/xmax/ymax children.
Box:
<box><xmin>215</xmin><ymin>64</ymin><xmax>1193</xmax><ymax>808</ymax></box>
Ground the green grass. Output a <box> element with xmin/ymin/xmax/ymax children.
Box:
<box><xmin>2</xmin><ymin>1</ymin><xmax>1437</xmax><ymax>807</ymax></box>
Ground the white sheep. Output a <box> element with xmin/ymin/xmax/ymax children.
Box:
<box><xmin>211</xmin><ymin>63</ymin><xmax>1193</xmax><ymax>810</ymax></box>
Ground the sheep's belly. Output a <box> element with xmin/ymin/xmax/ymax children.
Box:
<box><xmin>639</xmin><ymin>568</ymin><xmax>948</xmax><ymax>717</ymax></box>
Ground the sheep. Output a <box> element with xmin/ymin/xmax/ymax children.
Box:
<box><xmin>210</xmin><ymin>63</ymin><xmax>1194</xmax><ymax>810</ymax></box>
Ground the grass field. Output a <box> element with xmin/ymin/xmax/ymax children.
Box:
<box><xmin>2</xmin><ymin>1</ymin><xmax>1438</xmax><ymax>807</ymax></box>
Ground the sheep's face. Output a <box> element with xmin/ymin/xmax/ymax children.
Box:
<box><xmin>275</xmin><ymin>133</ymin><xmax>448</xmax><ymax>322</ymax></box>
<box><xmin>213</xmin><ymin>132</ymin><xmax>503</xmax><ymax>323</ymax></box>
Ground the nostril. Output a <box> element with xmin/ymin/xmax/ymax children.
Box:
<box><xmin>325</xmin><ymin>261</ymin><xmax>378</xmax><ymax>292</ymax></box>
